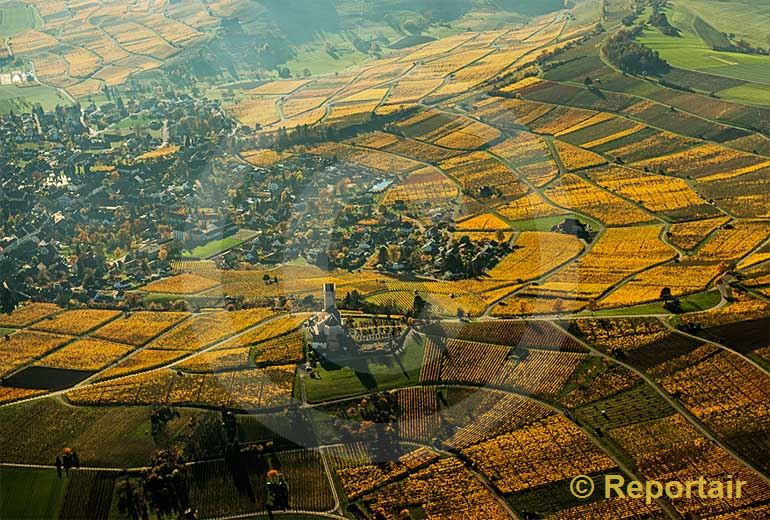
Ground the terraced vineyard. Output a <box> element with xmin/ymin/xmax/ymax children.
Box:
<box><xmin>2</xmin><ymin>0</ymin><xmax>770</xmax><ymax>518</ymax></box>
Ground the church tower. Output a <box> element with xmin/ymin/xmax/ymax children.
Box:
<box><xmin>323</xmin><ymin>283</ymin><xmax>336</xmax><ymax>312</ymax></box>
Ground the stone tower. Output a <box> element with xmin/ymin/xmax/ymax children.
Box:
<box><xmin>323</xmin><ymin>283</ymin><xmax>336</xmax><ymax>312</ymax></box>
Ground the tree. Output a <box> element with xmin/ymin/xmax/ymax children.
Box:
<box><xmin>411</xmin><ymin>294</ymin><xmax>427</xmax><ymax>318</ymax></box>
<box><xmin>81</xmin><ymin>268</ymin><xmax>96</xmax><ymax>289</ymax></box>
<box><xmin>377</xmin><ymin>245</ymin><xmax>389</xmax><ymax>267</ymax></box>
<box><xmin>584</xmin><ymin>76</ymin><xmax>593</xmax><ymax>86</ymax></box>
<box><xmin>604</xmin><ymin>29</ymin><xmax>669</xmax><ymax>75</ymax></box>
<box><xmin>659</xmin><ymin>287</ymin><xmax>672</xmax><ymax>301</ymax></box>
<box><xmin>0</xmin><ymin>281</ymin><xmax>18</xmax><ymax>315</ymax></box>
<box><xmin>316</xmin><ymin>250</ymin><xmax>330</xmax><ymax>270</ymax></box>
<box><xmin>663</xmin><ymin>297</ymin><xmax>683</xmax><ymax>314</ymax></box>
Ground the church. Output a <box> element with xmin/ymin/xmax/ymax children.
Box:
<box><xmin>307</xmin><ymin>283</ymin><xmax>356</xmax><ymax>354</ymax></box>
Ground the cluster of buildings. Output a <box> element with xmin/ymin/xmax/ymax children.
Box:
<box><xmin>1</xmin><ymin>82</ymin><xmax>529</xmax><ymax>309</ymax></box>
<box><xmin>308</xmin><ymin>283</ymin><xmax>409</xmax><ymax>360</ymax></box>
<box><xmin>0</xmin><ymin>92</ymin><xmax>240</xmax><ymax>304</ymax></box>
<box><xmin>0</xmin><ymin>70</ymin><xmax>33</xmax><ymax>85</ymax></box>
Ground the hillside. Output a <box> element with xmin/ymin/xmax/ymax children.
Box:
<box><xmin>1</xmin><ymin>1</ymin><xmax>770</xmax><ymax>519</ymax></box>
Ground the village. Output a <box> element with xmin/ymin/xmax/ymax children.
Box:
<box><xmin>0</xmin><ymin>90</ymin><xmax>516</xmax><ymax>311</ymax></box>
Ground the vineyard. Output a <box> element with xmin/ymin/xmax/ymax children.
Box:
<box><xmin>67</xmin><ymin>364</ymin><xmax>296</xmax><ymax>409</ymax></box>
<box><xmin>325</xmin><ymin>443</ymin><xmax>440</xmax><ymax>500</ymax></box>
<box><xmin>179</xmin><ymin>331</ymin><xmax>305</xmax><ymax>372</ymax></box>
<box><xmin>658</xmin><ymin>351</ymin><xmax>770</xmax><ymax>470</ymax></box>
<box><xmin>2</xmin><ymin>0</ymin><xmax>770</xmax><ymax>517</ymax></box>
<box><xmin>30</xmin><ymin>309</ymin><xmax>120</xmax><ymax>336</ymax></box>
<box><xmin>35</xmin><ymin>339</ymin><xmax>133</xmax><ymax>371</ymax></box>
<box><xmin>0</xmin><ymin>330</ymin><xmax>72</xmax><ymax>377</ymax></box>
<box><xmin>5</xmin><ymin>0</ymin><xmax>210</xmax><ymax>99</ymax></box>
<box><xmin>532</xmin><ymin>225</ymin><xmax>675</xmax><ymax>301</ymax></box>
<box><xmin>360</xmin><ymin>457</ymin><xmax>510</xmax><ymax>519</ymax></box>
<box><xmin>94</xmin><ymin>349</ymin><xmax>187</xmax><ymax>381</ymax></box>
<box><xmin>148</xmin><ymin>308</ymin><xmax>276</xmax><ymax>351</ymax></box>
<box><xmin>486</xmin><ymin>232</ymin><xmax>583</xmax><ymax>282</ymax></box>
<box><xmin>667</xmin><ymin>216</ymin><xmax>732</xmax><ymax>250</ymax></box>
<box><xmin>142</xmin><ymin>273</ymin><xmax>221</xmax><ymax>294</ymax></box>
<box><xmin>570</xmin><ymin>317</ymin><xmax>703</xmax><ymax>370</ymax></box>
<box><xmin>587</xmin><ymin>165</ymin><xmax>716</xmax><ymax>219</ymax></box>
<box><xmin>442</xmin><ymin>390</ymin><xmax>552</xmax><ymax>449</ymax></box>
<box><xmin>430</xmin><ymin>319</ymin><xmax>586</xmax><ymax>351</ymax></box>
<box><xmin>58</xmin><ymin>469</ymin><xmax>115</xmax><ymax>520</ymax></box>
<box><xmin>215</xmin><ymin>314</ymin><xmax>309</xmax><ymax>349</ymax></box>
<box><xmin>92</xmin><ymin>311</ymin><xmax>189</xmax><ymax>346</ymax></box>
<box><xmin>186</xmin><ymin>449</ymin><xmax>334</xmax><ymax>517</ymax></box>
<box><xmin>462</xmin><ymin>415</ymin><xmax>616</xmax><ymax>494</ymax></box>
<box><xmin>543</xmin><ymin>173</ymin><xmax>654</xmax><ymax>226</ymax></box>
<box><xmin>396</xmin><ymin>387</ymin><xmax>439</xmax><ymax>441</ymax></box>
<box><xmin>549</xmin><ymin>498</ymin><xmax>662</xmax><ymax>520</ymax></box>
<box><xmin>419</xmin><ymin>336</ymin><xmax>584</xmax><ymax>398</ymax></box>
<box><xmin>498</xmin><ymin>192</ymin><xmax>568</xmax><ymax>222</ymax></box>
<box><xmin>552</xmin><ymin>141</ymin><xmax>606</xmax><ymax>171</ymax></box>
<box><xmin>382</xmin><ymin>167</ymin><xmax>459</xmax><ymax>205</ymax></box>
<box><xmin>608</xmin><ymin>415</ymin><xmax>770</xmax><ymax>517</ymax></box>
<box><xmin>0</xmin><ymin>302</ymin><xmax>60</xmax><ymax>327</ymax></box>
<box><xmin>439</xmin><ymin>152</ymin><xmax>527</xmax><ymax>201</ymax></box>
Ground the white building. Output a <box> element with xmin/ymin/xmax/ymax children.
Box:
<box><xmin>308</xmin><ymin>283</ymin><xmax>351</xmax><ymax>353</ymax></box>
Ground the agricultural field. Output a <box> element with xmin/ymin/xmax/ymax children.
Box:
<box><xmin>3</xmin><ymin>0</ymin><xmax>770</xmax><ymax>518</ymax></box>
<box><xmin>147</xmin><ymin>308</ymin><xmax>276</xmax><ymax>351</ymax></box>
<box><xmin>0</xmin><ymin>466</ymin><xmax>67</xmax><ymax>519</ymax></box>
<box><xmin>439</xmin><ymin>152</ymin><xmax>528</xmax><ymax>201</ymax></box>
<box><xmin>637</xmin><ymin>0</ymin><xmax>770</xmax><ymax>91</ymax></box>
<box><xmin>543</xmin><ymin>174</ymin><xmax>655</xmax><ymax>225</ymax></box>
<box><xmin>67</xmin><ymin>364</ymin><xmax>296</xmax><ymax>409</ymax></box>
<box><xmin>528</xmin><ymin>225</ymin><xmax>676</xmax><ymax>302</ymax></box>
<box><xmin>0</xmin><ymin>1</ymin><xmax>39</xmax><ymax>36</ymax></box>
<box><xmin>586</xmin><ymin>165</ymin><xmax>719</xmax><ymax>220</ymax></box>
<box><xmin>462</xmin><ymin>415</ymin><xmax>616</xmax><ymax>494</ymax></box>
<box><xmin>382</xmin><ymin>167</ymin><xmax>459</xmax><ymax>205</ymax></box>
<box><xmin>35</xmin><ymin>338</ymin><xmax>133</xmax><ymax>371</ymax></box>
<box><xmin>497</xmin><ymin>192</ymin><xmax>569</xmax><ymax>222</ymax></box>
<box><xmin>360</xmin><ymin>457</ymin><xmax>511</xmax><ymax>519</ymax></box>
<box><xmin>30</xmin><ymin>309</ymin><xmax>120</xmax><ymax>335</ymax></box>
<box><xmin>608</xmin><ymin>414</ymin><xmax>770</xmax><ymax>517</ymax></box>
<box><xmin>486</xmin><ymin>231</ymin><xmax>583</xmax><ymax>282</ymax></box>
<box><xmin>92</xmin><ymin>311</ymin><xmax>189</xmax><ymax>346</ymax></box>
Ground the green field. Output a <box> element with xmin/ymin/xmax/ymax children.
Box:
<box><xmin>111</xmin><ymin>113</ymin><xmax>153</xmax><ymax>130</ymax></box>
<box><xmin>577</xmin><ymin>290</ymin><xmax>722</xmax><ymax>317</ymax></box>
<box><xmin>507</xmin><ymin>214</ymin><xmax>596</xmax><ymax>232</ymax></box>
<box><xmin>0</xmin><ymin>84</ymin><xmax>70</xmax><ymax>114</ymax></box>
<box><xmin>0</xmin><ymin>1</ymin><xmax>41</xmax><ymax>37</ymax></box>
<box><xmin>183</xmin><ymin>236</ymin><xmax>242</xmax><ymax>258</ymax></box>
<box><xmin>285</xmin><ymin>40</ymin><xmax>371</xmax><ymax>78</ymax></box>
<box><xmin>182</xmin><ymin>229</ymin><xmax>258</xmax><ymax>259</ymax></box>
<box><xmin>0</xmin><ymin>397</ymin><xmax>199</xmax><ymax>467</ymax></box>
<box><xmin>0</xmin><ymin>466</ymin><xmax>68</xmax><ymax>519</ymax></box>
<box><xmin>636</xmin><ymin>2</ymin><xmax>770</xmax><ymax>88</ymax></box>
<box><xmin>280</xmin><ymin>10</ymin><xmax>488</xmax><ymax>78</ymax></box>
<box><xmin>304</xmin><ymin>334</ymin><xmax>424</xmax><ymax>403</ymax></box>
<box><xmin>676</xmin><ymin>0</ymin><xmax>770</xmax><ymax>49</ymax></box>
<box><xmin>717</xmin><ymin>83</ymin><xmax>770</xmax><ymax>105</ymax></box>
